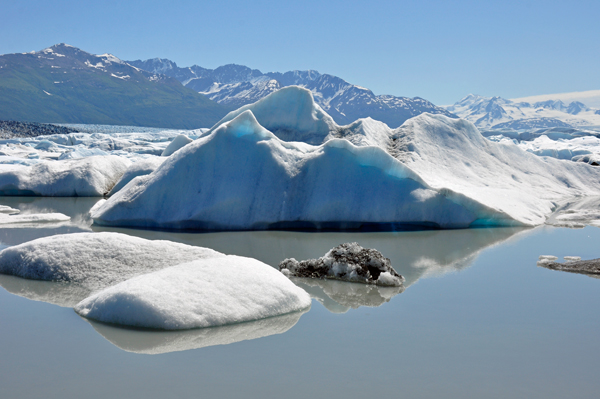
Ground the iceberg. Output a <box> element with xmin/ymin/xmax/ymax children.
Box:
<box><xmin>0</xmin><ymin>232</ymin><xmax>223</xmax><ymax>292</ymax></box>
<box><xmin>279</xmin><ymin>242</ymin><xmax>404</xmax><ymax>286</ymax></box>
<box><xmin>74</xmin><ymin>256</ymin><xmax>311</xmax><ymax>330</ymax></box>
<box><xmin>89</xmin><ymin>86</ymin><xmax>600</xmax><ymax>229</ymax></box>
<box><xmin>0</xmin><ymin>156</ymin><xmax>130</xmax><ymax>196</ymax></box>
<box><xmin>92</xmin><ymin>111</ymin><xmax>508</xmax><ymax>229</ymax></box>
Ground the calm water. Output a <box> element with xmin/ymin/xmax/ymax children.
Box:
<box><xmin>0</xmin><ymin>197</ymin><xmax>599</xmax><ymax>399</ymax></box>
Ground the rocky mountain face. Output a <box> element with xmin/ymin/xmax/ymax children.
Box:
<box><xmin>0</xmin><ymin>44</ymin><xmax>228</xmax><ymax>128</ymax></box>
<box><xmin>127</xmin><ymin>59</ymin><xmax>455</xmax><ymax>128</ymax></box>
<box><xmin>446</xmin><ymin>94</ymin><xmax>600</xmax><ymax>129</ymax></box>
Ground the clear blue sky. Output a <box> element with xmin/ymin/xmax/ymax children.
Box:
<box><xmin>2</xmin><ymin>0</ymin><xmax>599</xmax><ymax>105</ymax></box>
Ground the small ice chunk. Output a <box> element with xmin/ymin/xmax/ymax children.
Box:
<box><xmin>0</xmin><ymin>205</ymin><xmax>19</xmax><ymax>215</ymax></box>
<box><xmin>279</xmin><ymin>242</ymin><xmax>404</xmax><ymax>286</ymax></box>
<box><xmin>564</xmin><ymin>256</ymin><xmax>581</xmax><ymax>262</ymax></box>
<box><xmin>0</xmin><ymin>212</ymin><xmax>70</xmax><ymax>225</ymax></box>
<box><xmin>75</xmin><ymin>256</ymin><xmax>311</xmax><ymax>330</ymax></box>
<box><xmin>538</xmin><ymin>255</ymin><xmax>558</xmax><ymax>261</ymax></box>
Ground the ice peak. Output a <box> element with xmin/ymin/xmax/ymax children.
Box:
<box><xmin>207</xmin><ymin>86</ymin><xmax>338</xmax><ymax>144</ymax></box>
<box><xmin>223</xmin><ymin>110</ymin><xmax>270</xmax><ymax>139</ymax></box>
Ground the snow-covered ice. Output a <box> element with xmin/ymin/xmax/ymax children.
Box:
<box><xmin>0</xmin><ymin>232</ymin><xmax>223</xmax><ymax>292</ymax></box>
<box><xmin>93</xmin><ymin>109</ymin><xmax>500</xmax><ymax>229</ymax></box>
<box><xmin>0</xmin><ymin>212</ymin><xmax>70</xmax><ymax>225</ymax></box>
<box><xmin>205</xmin><ymin>86</ymin><xmax>338</xmax><ymax>145</ymax></box>
<box><xmin>279</xmin><ymin>242</ymin><xmax>404</xmax><ymax>286</ymax></box>
<box><xmin>545</xmin><ymin>196</ymin><xmax>600</xmax><ymax>228</ymax></box>
<box><xmin>0</xmin><ymin>156</ymin><xmax>130</xmax><ymax>196</ymax></box>
<box><xmin>0</xmin><ymin>205</ymin><xmax>19</xmax><ymax>214</ymax></box>
<box><xmin>75</xmin><ymin>256</ymin><xmax>311</xmax><ymax>330</ymax></box>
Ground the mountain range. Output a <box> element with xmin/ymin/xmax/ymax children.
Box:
<box><xmin>127</xmin><ymin>58</ymin><xmax>455</xmax><ymax>128</ymax></box>
<box><xmin>445</xmin><ymin>94</ymin><xmax>600</xmax><ymax>129</ymax></box>
<box><xmin>0</xmin><ymin>44</ymin><xmax>228</xmax><ymax>128</ymax></box>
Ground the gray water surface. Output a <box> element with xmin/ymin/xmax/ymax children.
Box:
<box><xmin>0</xmin><ymin>197</ymin><xmax>598</xmax><ymax>399</ymax></box>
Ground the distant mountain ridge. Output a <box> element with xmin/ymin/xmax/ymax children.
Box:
<box><xmin>445</xmin><ymin>94</ymin><xmax>600</xmax><ymax>129</ymax></box>
<box><xmin>0</xmin><ymin>44</ymin><xmax>228</xmax><ymax>128</ymax></box>
<box><xmin>127</xmin><ymin>58</ymin><xmax>455</xmax><ymax>128</ymax></box>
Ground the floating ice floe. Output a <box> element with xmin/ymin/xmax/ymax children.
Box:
<box><xmin>0</xmin><ymin>205</ymin><xmax>19</xmax><ymax>214</ymax></box>
<box><xmin>0</xmin><ymin>232</ymin><xmax>223</xmax><ymax>292</ymax></box>
<box><xmin>537</xmin><ymin>256</ymin><xmax>600</xmax><ymax>277</ymax></box>
<box><xmin>0</xmin><ymin>156</ymin><xmax>130</xmax><ymax>196</ymax></box>
<box><xmin>74</xmin><ymin>256</ymin><xmax>311</xmax><ymax>330</ymax></box>
<box><xmin>279</xmin><ymin>242</ymin><xmax>404</xmax><ymax>286</ymax></box>
<box><xmin>92</xmin><ymin>86</ymin><xmax>600</xmax><ymax>230</ymax></box>
<box><xmin>0</xmin><ymin>212</ymin><xmax>70</xmax><ymax>225</ymax></box>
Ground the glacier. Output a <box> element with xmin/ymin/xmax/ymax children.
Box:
<box><xmin>74</xmin><ymin>256</ymin><xmax>311</xmax><ymax>330</ymax></box>
<box><xmin>92</xmin><ymin>86</ymin><xmax>600</xmax><ymax>230</ymax></box>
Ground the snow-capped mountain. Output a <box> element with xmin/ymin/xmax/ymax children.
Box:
<box><xmin>446</xmin><ymin>94</ymin><xmax>600</xmax><ymax>129</ymax></box>
<box><xmin>0</xmin><ymin>44</ymin><xmax>227</xmax><ymax>128</ymax></box>
<box><xmin>127</xmin><ymin>59</ymin><xmax>455</xmax><ymax>128</ymax></box>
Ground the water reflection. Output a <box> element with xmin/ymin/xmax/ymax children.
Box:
<box><xmin>0</xmin><ymin>197</ymin><xmax>530</xmax><ymax>313</ymax></box>
<box><xmin>85</xmin><ymin>310</ymin><xmax>307</xmax><ymax>354</ymax></box>
<box><xmin>0</xmin><ymin>274</ymin><xmax>89</xmax><ymax>307</ymax></box>
<box><xmin>0</xmin><ymin>196</ymin><xmax>97</xmax><ymax>244</ymax></box>
<box><xmin>293</xmin><ymin>278</ymin><xmax>404</xmax><ymax>313</ymax></box>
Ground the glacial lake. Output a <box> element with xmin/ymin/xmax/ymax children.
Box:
<box><xmin>0</xmin><ymin>197</ymin><xmax>599</xmax><ymax>399</ymax></box>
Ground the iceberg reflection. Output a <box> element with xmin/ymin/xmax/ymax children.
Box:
<box><xmin>0</xmin><ymin>274</ymin><xmax>91</xmax><ymax>307</ymax></box>
<box><xmin>293</xmin><ymin>277</ymin><xmax>404</xmax><ymax>313</ymax></box>
<box><xmin>85</xmin><ymin>310</ymin><xmax>307</xmax><ymax>354</ymax></box>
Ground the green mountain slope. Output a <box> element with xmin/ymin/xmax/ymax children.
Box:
<box><xmin>0</xmin><ymin>44</ymin><xmax>229</xmax><ymax>129</ymax></box>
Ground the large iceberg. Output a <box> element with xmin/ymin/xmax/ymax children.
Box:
<box><xmin>0</xmin><ymin>156</ymin><xmax>130</xmax><ymax>196</ymax></box>
<box><xmin>92</xmin><ymin>86</ymin><xmax>600</xmax><ymax>230</ymax></box>
<box><xmin>74</xmin><ymin>256</ymin><xmax>311</xmax><ymax>330</ymax></box>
